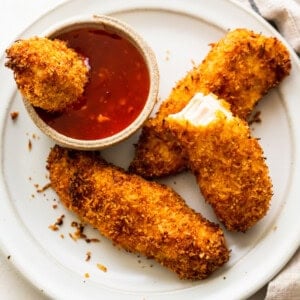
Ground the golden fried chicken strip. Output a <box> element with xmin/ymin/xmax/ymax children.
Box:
<box><xmin>6</xmin><ymin>37</ymin><xmax>89</xmax><ymax>111</ymax></box>
<box><xmin>47</xmin><ymin>145</ymin><xmax>229</xmax><ymax>279</ymax></box>
<box><xmin>129</xmin><ymin>28</ymin><xmax>291</xmax><ymax>178</ymax></box>
<box><xmin>165</xmin><ymin>93</ymin><xmax>273</xmax><ymax>232</ymax></box>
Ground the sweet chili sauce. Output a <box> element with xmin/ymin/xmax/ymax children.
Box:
<box><xmin>37</xmin><ymin>27</ymin><xmax>150</xmax><ymax>140</ymax></box>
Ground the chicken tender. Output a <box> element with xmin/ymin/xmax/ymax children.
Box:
<box><xmin>47</xmin><ymin>145</ymin><xmax>230</xmax><ymax>280</ymax></box>
<box><xmin>129</xmin><ymin>28</ymin><xmax>291</xmax><ymax>178</ymax></box>
<box><xmin>6</xmin><ymin>37</ymin><xmax>89</xmax><ymax>111</ymax></box>
<box><xmin>129</xmin><ymin>65</ymin><xmax>199</xmax><ymax>177</ymax></box>
<box><xmin>165</xmin><ymin>93</ymin><xmax>273</xmax><ymax>232</ymax></box>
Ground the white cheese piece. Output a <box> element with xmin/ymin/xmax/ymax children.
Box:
<box><xmin>168</xmin><ymin>92</ymin><xmax>232</xmax><ymax>126</ymax></box>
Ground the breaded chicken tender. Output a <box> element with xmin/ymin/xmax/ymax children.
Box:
<box><xmin>5</xmin><ymin>37</ymin><xmax>89</xmax><ymax>111</ymax></box>
<box><xmin>165</xmin><ymin>93</ymin><xmax>273</xmax><ymax>232</ymax></box>
<box><xmin>47</xmin><ymin>145</ymin><xmax>230</xmax><ymax>280</ymax></box>
<box><xmin>129</xmin><ymin>28</ymin><xmax>291</xmax><ymax>178</ymax></box>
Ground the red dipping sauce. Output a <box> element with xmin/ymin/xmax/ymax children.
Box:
<box><xmin>37</xmin><ymin>27</ymin><xmax>150</xmax><ymax>140</ymax></box>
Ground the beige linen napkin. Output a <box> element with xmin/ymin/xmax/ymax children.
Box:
<box><xmin>237</xmin><ymin>1</ymin><xmax>300</xmax><ymax>299</ymax></box>
<box><xmin>265</xmin><ymin>248</ymin><xmax>300</xmax><ymax>300</ymax></box>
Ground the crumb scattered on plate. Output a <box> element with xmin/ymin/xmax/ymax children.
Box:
<box><xmin>248</xmin><ymin>110</ymin><xmax>262</xmax><ymax>125</ymax></box>
<box><xmin>10</xmin><ymin>111</ymin><xmax>19</xmax><ymax>121</ymax></box>
<box><xmin>48</xmin><ymin>214</ymin><xmax>65</xmax><ymax>231</ymax></box>
<box><xmin>97</xmin><ymin>263</ymin><xmax>107</xmax><ymax>272</ymax></box>
<box><xmin>28</xmin><ymin>139</ymin><xmax>32</xmax><ymax>151</ymax></box>
<box><xmin>69</xmin><ymin>221</ymin><xmax>100</xmax><ymax>243</ymax></box>
<box><xmin>36</xmin><ymin>182</ymin><xmax>51</xmax><ymax>193</ymax></box>
<box><xmin>85</xmin><ymin>251</ymin><xmax>92</xmax><ymax>262</ymax></box>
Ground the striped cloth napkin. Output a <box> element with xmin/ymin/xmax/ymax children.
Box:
<box><xmin>237</xmin><ymin>1</ymin><xmax>300</xmax><ymax>299</ymax></box>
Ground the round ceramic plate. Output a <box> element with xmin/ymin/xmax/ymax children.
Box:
<box><xmin>0</xmin><ymin>0</ymin><xmax>299</xmax><ymax>299</ymax></box>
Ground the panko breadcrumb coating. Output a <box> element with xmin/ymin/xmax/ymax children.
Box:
<box><xmin>166</xmin><ymin>93</ymin><xmax>273</xmax><ymax>232</ymax></box>
<box><xmin>5</xmin><ymin>37</ymin><xmax>89</xmax><ymax>111</ymax></box>
<box><xmin>47</xmin><ymin>145</ymin><xmax>230</xmax><ymax>280</ymax></box>
<box><xmin>129</xmin><ymin>28</ymin><xmax>291</xmax><ymax>179</ymax></box>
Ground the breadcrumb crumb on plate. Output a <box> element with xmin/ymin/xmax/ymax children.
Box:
<box><xmin>10</xmin><ymin>111</ymin><xmax>19</xmax><ymax>121</ymax></box>
<box><xmin>97</xmin><ymin>263</ymin><xmax>108</xmax><ymax>273</ymax></box>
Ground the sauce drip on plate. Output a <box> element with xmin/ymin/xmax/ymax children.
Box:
<box><xmin>37</xmin><ymin>27</ymin><xmax>150</xmax><ymax>140</ymax></box>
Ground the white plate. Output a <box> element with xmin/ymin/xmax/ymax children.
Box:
<box><xmin>0</xmin><ymin>0</ymin><xmax>300</xmax><ymax>299</ymax></box>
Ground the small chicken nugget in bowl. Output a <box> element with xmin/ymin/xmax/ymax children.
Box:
<box><xmin>6</xmin><ymin>36</ymin><xmax>89</xmax><ymax>112</ymax></box>
<box><xmin>6</xmin><ymin>15</ymin><xmax>159</xmax><ymax>150</ymax></box>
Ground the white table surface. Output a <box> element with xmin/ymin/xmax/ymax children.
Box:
<box><xmin>0</xmin><ymin>1</ymin><xmax>268</xmax><ymax>299</ymax></box>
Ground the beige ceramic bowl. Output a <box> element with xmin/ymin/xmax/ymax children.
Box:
<box><xmin>23</xmin><ymin>15</ymin><xmax>159</xmax><ymax>150</ymax></box>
